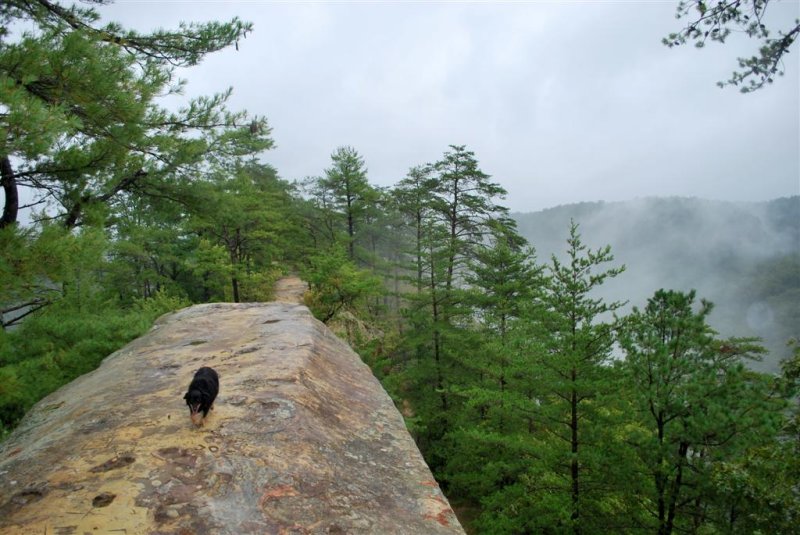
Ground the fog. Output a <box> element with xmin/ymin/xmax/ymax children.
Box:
<box><xmin>514</xmin><ymin>196</ymin><xmax>799</xmax><ymax>372</ymax></box>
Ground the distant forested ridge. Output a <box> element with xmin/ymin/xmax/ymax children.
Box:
<box><xmin>514</xmin><ymin>196</ymin><xmax>800</xmax><ymax>371</ymax></box>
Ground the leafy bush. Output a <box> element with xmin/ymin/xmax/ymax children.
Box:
<box><xmin>237</xmin><ymin>268</ymin><xmax>284</xmax><ymax>302</ymax></box>
<box><xmin>301</xmin><ymin>246</ymin><xmax>382</xmax><ymax>323</ymax></box>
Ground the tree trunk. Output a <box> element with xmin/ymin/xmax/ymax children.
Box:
<box><xmin>231</xmin><ymin>277</ymin><xmax>240</xmax><ymax>303</ymax></box>
<box><xmin>571</xmin><ymin>370</ymin><xmax>580</xmax><ymax>535</ymax></box>
<box><xmin>429</xmin><ymin>250</ymin><xmax>447</xmax><ymax>412</ymax></box>
<box><xmin>444</xmin><ymin>173</ymin><xmax>459</xmax><ymax>297</ymax></box>
<box><xmin>664</xmin><ymin>442</ymin><xmax>689</xmax><ymax>535</ymax></box>
<box><xmin>63</xmin><ymin>170</ymin><xmax>146</xmax><ymax>229</ymax></box>
<box><xmin>415</xmin><ymin>210</ymin><xmax>423</xmax><ymax>292</ymax></box>
<box><xmin>347</xmin><ymin>210</ymin><xmax>355</xmax><ymax>260</ymax></box>
<box><xmin>346</xmin><ymin>183</ymin><xmax>355</xmax><ymax>260</ymax></box>
<box><xmin>230</xmin><ymin>228</ymin><xmax>242</xmax><ymax>303</ymax></box>
<box><xmin>64</xmin><ymin>197</ymin><xmax>86</xmax><ymax>228</ymax></box>
<box><xmin>1</xmin><ymin>156</ymin><xmax>19</xmax><ymax>229</ymax></box>
<box><xmin>656</xmin><ymin>416</ymin><xmax>667</xmax><ymax>534</ymax></box>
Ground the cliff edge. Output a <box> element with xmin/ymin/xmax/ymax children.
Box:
<box><xmin>0</xmin><ymin>278</ymin><xmax>463</xmax><ymax>534</ymax></box>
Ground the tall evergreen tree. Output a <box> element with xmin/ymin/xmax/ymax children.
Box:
<box><xmin>519</xmin><ymin>221</ymin><xmax>627</xmax><ymax>534</ymax></box>
<box><xmin>460</xmin><ymin>221</ymin><xmax>544</xmax><ymax>429</ymax></box>
<box><xmin>619</xmin><ymin>289</ymin><xmax>784</xmax><ymax>534</ymax></box>
<box><xmin>394</xmin><ymin>165</ymin><xmax>435</xmax><ymax>293</ymax></box>
<box><xmin>439</xmin><ymin>223</ymin><xmax>547</xmax><ymax>521</ymax></box>
<box><xmin>430</xmin><ymin>145</ymin><xmax>509</xmax><ymax>295</ymax></box>
<box><xmin>191</xmin><ymin>162</ymin><xmax>299</xmax><ymax>302</ymax></box>
<box><xmin>391</xmin><ymin>145</ymin><xmax>515</xmax><ymax>476</ymax></box>
<box><xmin>426</xmin><ymin>145</ymin><xmax>510</xmax><ymax>409</ymax></box>
<box><xmin>322</xmin><ymin>146</ymin><xmax>372</xmax><ymax>261</ymax></box>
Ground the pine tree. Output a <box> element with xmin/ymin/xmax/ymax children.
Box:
<box><xmin>1</xmin><ymin>0</ymin><xmax>269</xmax><ymax>229</ymax></box>
<box><xmin>190</xmin><ymin>162</ymin><xmax>300</xmax><ymax>302</ymax></box>
<box><xmin>322</xmin><ymin>146</ymin><xmax>372</xmax><ymax>261</ymax></box>
<box><xmin>388</xmin><ymin>146</ymin><xmax>511</xmax><ymax>474</ymax></box>
<box><xmin>394</xmin><ymin>166</ymin><xmax>436</xmax><ymax>293</ymax></box>
<box><xmin>462</xmin><ymin>221</ymin><xmax>545</xmax><ymax>430</ymax></box>
<box><xmin>511</xmin><ymin>221</ymin><xmax>627</xmax><ymax>534</ymax></box>
<box><xmin>426</xmin><ymin>145</ymin><xmax>510</xmax><ymax>410</ymax></box>
<box><xmin>619</xmin><ymin>289</ymin><xmax>785</xmax><ymax>534</ymax></box>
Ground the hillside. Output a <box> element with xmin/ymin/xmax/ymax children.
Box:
<box><xmin>513</xmin><ymin>196</ymin><xmax>800</xmax><ymax>371</ymax></box>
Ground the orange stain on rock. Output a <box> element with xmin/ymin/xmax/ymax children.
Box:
<box><xmin>259</xmin><ymin>484</ymin><xmax>299</xmax><ymax>508</ymax></box>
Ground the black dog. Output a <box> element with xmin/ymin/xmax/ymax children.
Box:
<box><xmin>183</xmin><ymin>367</ymin><xmax>219</xmax><ymax>426</ymax></box>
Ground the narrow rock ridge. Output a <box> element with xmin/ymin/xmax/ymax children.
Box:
<box><xmin>0</xmin><ymin>286</ymin><xmax>463</xmax><ymax>533</ymax></box>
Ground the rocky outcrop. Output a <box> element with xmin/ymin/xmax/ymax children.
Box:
<box><xmin>0</xmin><ymin>279</ymin><xmax>463</xmax><ymax>534</ymax></box>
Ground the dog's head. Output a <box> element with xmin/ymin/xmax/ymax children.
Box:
<box><xmin>184</xmin><ymin>389</ymin><xmax>205</xmax><ymax>417</ymax></box>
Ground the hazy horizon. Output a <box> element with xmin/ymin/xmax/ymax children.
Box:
<box><xmin>514</xmin><ymin>195</ymin><xmax>799</xmax><ymax>372</ymax></box>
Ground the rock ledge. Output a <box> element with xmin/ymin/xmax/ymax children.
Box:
<box><xmin>0</xmin><ymin>300</ymin><xmax>463</xmax><ymax>534</ymax></box>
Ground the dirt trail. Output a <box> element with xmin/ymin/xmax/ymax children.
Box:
<box><xmin>272</xmin><ymin>275</ymin><xmax>307</xmax><ymax>304</ymax></box>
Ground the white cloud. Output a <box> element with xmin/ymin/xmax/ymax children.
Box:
<box><xmin>92</xmin><ymin>1</ymin><xmax>800</xmax><ymax>211</ymax></box>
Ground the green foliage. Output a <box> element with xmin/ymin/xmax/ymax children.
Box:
<box><xmin>190</xmin><ymin>162</ymin><xmax>303</xmax><ymax>302</ymax></box>
<box><xmin>0</xmin><ymin>290</ymin><xmax>188</xmax><ymax>438</ymax></box>
<box><xmin>190</xmin><ymin>238</ymin><xmax>235</xmax><ymax>302</ymax></box>
<box><xmin>1</xmin><ymin>223</ymin><xmax>110</xmax><ymax>329</ymax></box>
<box><xmin>322</xmin><ymin>146</ymin><xmax>373</xmax><ymax>261</ymax></box>
<box><xmin>1</xmin><ymin>0</ymin><xmax>270</xmax><ymax>230</ymax></box>
<box><xmin>706</xmin><ymin>342</ymin><xmax>800</xmax><ymax>533</ymax></box>
<box><xmin>0</xmin><ymin>1</ymin><xmax>294</xmax><ymax>442</ymax></box>
<box><xmin>395</xmin><ymin>145</ymin><xmax>512</xmax><ymax>434</ymax></box>
<box><xmin>375</xmin><ymin>201</ymin><xmax>795</xmax><ymax>534</ymax></box>
<box><xmin>665</xmin><ymin>0</ymin><xmax>800</xmax><ymax>92</ymax></box>
<box><xmin>1</xmin><ymin>47</ymin><xmax>796</xmax><ymax>534</ymax></box>
<box><xmin>473</xmin><ymin>222</ymin><xmax>630</xmax><ymax>534</ymax></box>
<box><xmin>619</xmin><ymin>289</ymin><xmax>786</xmax><ymax>534</ymax></box>
<box><xmin>301</xmin><ymin>246</ymin><xmax>383</xmax><ymax>324</ymax></box>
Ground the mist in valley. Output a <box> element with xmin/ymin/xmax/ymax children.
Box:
<box><xmin>514</xmin><ymin>196</ymin><xmax>799</xmax><ymax>372</ymax></box>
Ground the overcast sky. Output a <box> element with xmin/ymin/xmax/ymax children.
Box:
<box><xmin>98</xmin><ymin>0</ymin><xmax>799</xmax><ymax>213</ymax></box>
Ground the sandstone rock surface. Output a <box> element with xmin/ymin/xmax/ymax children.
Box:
<box><xmin>0</xmin><ymin>278</ymin><xmax>463</xmax><ymax>534</ymax></box>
